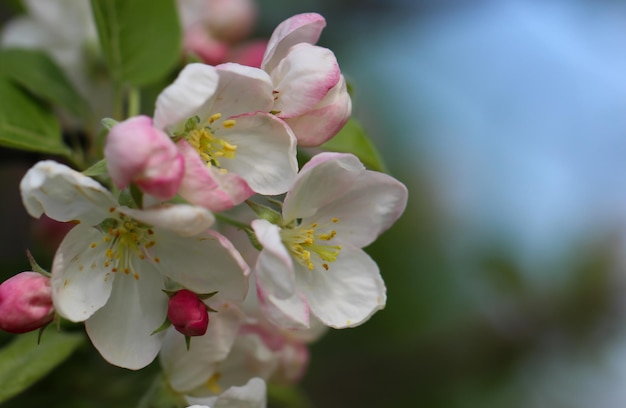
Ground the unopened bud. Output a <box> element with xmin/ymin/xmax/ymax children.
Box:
<box><xmin>0</xmin><ymin>272</ymin><xmax>53</xmax><ymax>334</ymax></box>
<box><xmin>167</xmin><ymin>290</ymin><xmax>209</xmax><ymax>336</ymax></box>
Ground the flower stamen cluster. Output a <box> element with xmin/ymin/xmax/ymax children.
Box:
<box><xmin>281</xmin><ymin>218</ymin><xmax>342</xmax><ymax>271</ymax></box>
<box><xmin>92</xmin><ymin>213</ymin><xmax>158</xmax><ymax>280</ymax></box>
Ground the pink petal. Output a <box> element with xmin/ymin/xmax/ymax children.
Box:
<box><xmin>105</xmin><ymin>116</ymin><xmax>184</xmax><ymax>200</ymax></box>
<box><xmin>284</xmin><ymin>75</ymin><xmax>352</xmax><ymax>146</ymax></box>
<box><xmin>177</xmin><ymin>140</ymin><xmax>254</xmax><ymax>211</ymax></box>
<box><xmin>271</xmin><ymin>43</ymin><xmax>340</xmax><ymax>118</ymax></box>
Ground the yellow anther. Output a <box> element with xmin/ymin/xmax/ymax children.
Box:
<box><xmin>223</xmin><ymin>119</ymin><xmax>236</xmax><ymax>128</ymax></box>
<box><xmin>206</xmin><ymin>373</ymin><xmax>222</xmax><ymax>394</ymax></box>
<box><xmin>222</xmin><ymin>141</ymin><xmax>237</xmax><ymax>151</ymax></box>
<box><xmin>90</xmin><ymin>242</ymin><xmax>97</xmax><ymax>248</ymax></box>
<box><xmin>208</xmin><ymin>113</ymin><xmax>222</xmax><ymax>123</ymax></box>
<box><xmin>332</xmin><ymin>218</ymin><xmax>339</xmax><ymax>223</ymax></box>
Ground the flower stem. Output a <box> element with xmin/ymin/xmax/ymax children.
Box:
<box><xmin>213</xmin><ymin>213</ymin><xmax>251</xmax><ymax>230</ymax></box>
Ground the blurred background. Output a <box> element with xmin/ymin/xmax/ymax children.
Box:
<box><xmin>4</xmin><ymin>0</ymin><xmax>626</xmax><ymax>407</ymax></box>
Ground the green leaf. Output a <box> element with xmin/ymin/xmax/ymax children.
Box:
<box><xmin>0</xmin><ymin>330</ymin><xmax>84</xmax><ymax>404</ymax></box>
<box><xmin>91</xmin><ymin>0</ymin><xmax>181</xmax><ymax>86</ymax></box>
<box><xmin>82</xmin><ymin>158</ymin><xmax>108</xmax><ymax>177</ymax></box>
<box><xmin>0</xmin><ymin>49</ymin><xmax>90</xmax><ymax>117</ymax></box>
<box><xmin>320</xmin><ymin>118</ymin><xmax>387</xmax><ymax>172</ymax></box>
<box><xmin>0</xmin><ymin>77</ymin><xmax>71</xmax><ymax>156</ymax></box>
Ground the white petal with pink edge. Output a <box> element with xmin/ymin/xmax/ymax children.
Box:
<box><xmin>220</xmin><ymin>112</ymin><xmax>297</xmax><ymax>195</ymax></box>
<box><xmin>20</xmin><ymin>160</ymin><xmax>117</xmax><ymax>225</ymax></box>
<box><xmin>251</xmin><ymin>219</ymin><xmax>295</xmax><ymax>299</ymax></box>
<box><xmin>50</xmin><ymin>225</ymin><xmax>114</xmax><ymax>322</ymax></box>
<box><xmin>296</xmin><ymin>244</ymin><xmax>386</xmax><ymax>328</ymax></box>
<box><xmin>262</xmin><ymin>12</ymin><xmax>326</xmax><ymax>73</ymax></box>
<box><xmin>152</xmin><ymin>229</ymin><xmax>249</xmax><ymax>301</ymax></box>
<box><xmin>160</xmin><ymin>305</ymin><xmax>242</xmax><ymax>392</ymax></box>
<box><xmin>120</xmin><ymin>204</ymin><xmax>215</xmax><ymax>237</ymax></box>
<box><xmin>85</xmin><ymin>260</ymin><xmax>168</xmax><ymax>370</ymax></box>
<box><xmin>154</xmin><ymin>63</ymin><xmax>219</xmax><ymax>132</ymax></box>
<box><xmin>271</xmin><ymin>44</ymin><xmax>340</xmax><ymax>118</ymax></box>
<box><xmin>284</xmin><ymin>75</ymin><xmax>352</xmax><ymax>147</ymax></box>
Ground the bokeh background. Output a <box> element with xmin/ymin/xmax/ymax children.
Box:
<box><xmin>3</xmin><ymin>0</ymin><xmax>626</xmax><ymax>407</ymax></box>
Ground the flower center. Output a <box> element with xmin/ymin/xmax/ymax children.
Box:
<box><xmin>90</xmin><ymin>210</ymin><xmax>158</xmax><ymax>280</ymax></box>
<box><xmin>183</xmin><ymin>113</ymin><xmax>237</xmax><ymax>168</ymax></box>
<box><xmin>281</xmin><ymin>218</ymin><xmax>342</xmax><ymax>271</ymax></box>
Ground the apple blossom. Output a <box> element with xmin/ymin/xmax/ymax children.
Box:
<box><xmin>261</xmin><ymin>13</ymin><xmax>352</xmax><ymax>146</ymax></box>
<box><xmin>0</xmin><ymin>272</ymin><xmax>54</xmax><ymax>334</ymax></box>
<box><xmin>154</xmin><ymin>62</ymin><xmax>298</xmax><ymax>211</ymax></box>
<box><xmin>20</xmin><ymin>160</ymin><xmax>249</xmax><ymax>369</ymax></box>
<box><xmin>251</xmin><ymin>153</ymin><xmax>408</xmax><ymax>329</ymax></box>
<box><xmin>105</xmin><ymin>115</ymin><xmax>184</xmax><ymax>200</ymax></box>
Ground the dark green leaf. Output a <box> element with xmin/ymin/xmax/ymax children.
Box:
<box><xmin>0</xmin><ymin>48</ymin><xmax>89</xmax><ymax>117</ymax></box>
<box><xmin>91</xmin><ymin>0</ymin><xmax>181</xmax><ymax>86</ymax></box>
<box><xmin>320</xmin><ymin>118</ymin><xmax>387</xmax><ymax>172</ymax></box>
<box><xmin>0</xmin><ymin>330</ymin><xmax>84</xmax><ymax>403</ymax></box>
<box><xmin>0</xmin><ymin>77</ymin><xmax>71</xmax><ymax>156</ymax></box>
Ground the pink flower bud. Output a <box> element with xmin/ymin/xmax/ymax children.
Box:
<box><xmin>105</xmin><ymin>115</ymin><xmax>184</xmax><ymax>200</ymax></box>
<box><xmin>167</xmin><ymin>290</ymin><xmax>209</xmax><ymax>336</ymax></box>
<box><xmin>0</xmin><ymin>272</ymin><xmax>54</xmax><ymax>334</ymax></box>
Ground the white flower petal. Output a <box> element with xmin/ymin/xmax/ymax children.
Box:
<box><xmin>85</xmin><ymin>261</ymin><xmax>167</xmax><ymax>370</ymax></box>
<box><xmin>160</xmin><ymin>306</ymin><xmax>242</xmax><ymax>392</ymax></box>
<box><xmin>221</xmin><ymin>112</ymin><xmax>297</xmax><ymax>195</ymax></box>
<box><xmin>120</xmin><ymin>204</ymin><xmax>215</xmax><ymax>237</ymax></box>
<box><xmin>251</xmin><ymin>220</ymin><xmax>295</xmax><ymax>299</ymax></box>
<box><xmin>20</xmin><ymin>160</ymin><xmax>117</xmax><ymax>225</ymax></box>
<box><xmin>282</xmin><ymin>153</ymin><xmax>365</xmax><ymax>222</ymax></box>
<box><xmin>51</xmin><ymin>225</ymin><xmax>113</xmax><ymax>322</ymax></box>
<box><xmin>152</xmin><ymin>230</ymin><xmax>249</xmax><ymax>301</ymax></box>
<box><xmin>214</xmin><ymin>63</ymin><xmax>274</xmax><ymax>118</ymax></box>
<box><xmin>297</xmin><ymin>244</ymin><xmax>386</xmax><ymax>328</ymax></box>
<box><xmin>154</xmin><ymin>63</ymin><xmax>219</xmax><ymax>133</ymax></box>
<box><xmin>283</xmin><ymin>153</ymin><xmax>408</xmax><ymax>247</ymax></box>
<box><xmin>257</xmin><ymin>287</ymin><xmax>310</xmax><ymax>330</ymax></box>
<box><xmin>262</xmin><ymin>12</ymin><xmax>326</xmax><ymax>73</ymax></box>
<box><xmin>271</xmin><ymin>44</ymin><xmax>340</xmax><ymax>118</ymax></box>
<box><xmin>186</xmin><ymin>377</ymin><xmax>267</xmax><ymax>408</ymax></box>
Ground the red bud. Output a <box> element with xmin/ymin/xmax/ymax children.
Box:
<box><xmin>167</xmin><ymin>289</ymin><xmax>209</xmax><ymax>336</ymax></box>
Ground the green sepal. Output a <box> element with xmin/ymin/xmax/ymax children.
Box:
<box><xmin>26</xmin><ymin>250</ymin><xmax>50</xmax><ymax>278</ymax></box>
<box><xmin>82</xmin><ymin>158</ymin><xmax>108</xmax><ymax>177</ymax></box>
<box><xmin>197</xmin><ymin>291</ymin><xmax>218</xmax><ymax>300</ymax></box>
<box><xmin>150</xmin><ymin>316</ymin><xmax>171</xmax><ymax>336</ymax></box>
<box><xmin>101</xmin><ymin>117</ymin><xmax>118</xmax><ymax>130</ymax></box>
<box><xmin>130</xmin><ymin>183</ymin><xmax>144</xmax><ymax>209</ymax></box>
<box><xmin>185</xmin><ymin>336</ymin><xmax>191</xmax><ymax>351</ymax></box>
<box><xmin>118</xmin><ymin>187</ymin><xmax>139</xmax><ymax>208</ymax></box>
<box><xmin>244</xmin><ymin>227</ymin><xmax>263</xmax><ymax>251</ymax></box>
<box><xmin>246</xmin><ymin>200</ymin><xmax>283</xmax><ymax>225</ymax></box>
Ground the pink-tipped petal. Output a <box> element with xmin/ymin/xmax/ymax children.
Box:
<box><xmin>262</xmin><ymin>13</ymin><xmax>326</xmax><ymax>73</ymax></box>
<box><xmin>177</xmin><ymin>140</ymin><xmax>254</xmax><ymax>211</ymax></box>
<box><xmin>271</xmin><ymin>44</ymin><xmax>340</xmax><ymax>118</ymax></box>
<box><xmin>284</xmin><ymin>75</ymin><xmax>352</xmax><ymax>146</ymax></box>
<box><xmin>154</xmin><ymin>64</ymin><xmax>220</xmax><ymax>132</ymax></box>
